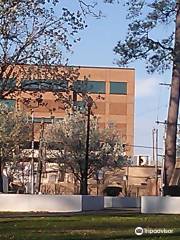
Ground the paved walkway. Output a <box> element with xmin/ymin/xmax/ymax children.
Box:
<box><xmin>0</xmin><ymin>208</ymin><xmax>140</xmax><ymax>218</ymax></box>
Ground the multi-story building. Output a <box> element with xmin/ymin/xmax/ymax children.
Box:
<box><xmin>17</xmin><ymin>65</ymin><xmax>135</xmax><ymax>156</ymax></box>
<box><xmin>2</xmin><ymin>65</ymin><xmax>135</xmax><ymax>194</ymax></box>
<box><xmin>75</xmin><ymin>66</ymin><xmax>135</xmax><ymax>156</ymax></box>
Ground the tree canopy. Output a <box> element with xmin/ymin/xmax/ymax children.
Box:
<box><xmin>112</xmin><ymin>0</ymin><xmax>180</xmax><ymax>186</ymax></box>
<box><xmin>0</xmin><ymin>103</ymin><xmax>31</xmax><ymax>192</ymax></box>
<box><xmin>0</xmin><ymin>0</ymin><xmax>102</xmax><ymax>103</ymax></box>
<box><xmin>45</xmin><ymin>111</ymin><xmax>124</xmax><ymax>194</ymax></box>
<box><xmin>114</xmin><ymin>0</ymin><xmax>175</xmax><ymax>73</ymax></box>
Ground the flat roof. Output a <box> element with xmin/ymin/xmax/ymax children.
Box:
<box><xmin>71</xmin><ymin>65</ymin><xmax>135</xmax><ymax>71</ymax></box>
<box><xmin>17</xmin><ymin>63</ymin><xmax>135</xmax><ymax>71</ymax></box>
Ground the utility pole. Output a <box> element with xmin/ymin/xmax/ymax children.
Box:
<box><xmin>161</xmin><ymin>124</ymin><xmax>167</xmax><ymax>196</ymax></box>
<box><xmin>153</xmin><ymin>128</ymin><xmax>159</xmax><ymax>195</ymax></box>
<box><xmin>36</xmin><ymin>119</ymin><xmax>45</xmax><ymax>193</ymax></box>
<box><xmin>31</xmin><ymin>111</ymin><xmax>35</xmax><ymax>194</ymax></box>
<box><xmin>81</xmin><ymin>96</ymin><xmax>93</xmax><ymax>195</ymax></box>
<box><xmin>152</xmin><ymin>128</ymin><xmax>155</xmax><ymax>167</ymax></box>
<box><xmin>155</xmin><ymin>129</ymin><xmax>159</xmax><ymax>196</ymax></box>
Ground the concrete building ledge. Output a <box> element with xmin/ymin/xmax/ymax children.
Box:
<box><xmin>141</xmin><ymin>196</ymin><xmax>180</xmax><ymax>214</ymax></box>
<box><xmin>104</xmin><ymin>197</ymin><xmax>140</xmax><ymax>208</ymax></box>
<box><xmin>0</xmin><ymin>194</ymin><xmax>104</xmax><ymax>212</ymax></box>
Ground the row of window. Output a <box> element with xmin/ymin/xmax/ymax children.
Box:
<box><xmin>0</xmin><ymin>99</ymin><xmax>16</xmax><ymax>108</ymax></box>
<box><xmin>0</xmin><ymin>78</ymin><xmax>127</xmax><ymax>95</ymax></box>
<box><xmin>22</xmin><ymin>79</ymin><xmax>127</xmax><ymax>95</ymax></box>
<box><xmin>69</xmin><ymin>80</ymin><xmax>127</xmax><ymax>95</ymax></box>
<box><xmin>0</xmin><ymin>78</ymin><xmax>16</xmax><ymax>90</ymax></box>
<box><xmin>73</xmin><ymin>80</ymin><xmax>105</xmax><ymax>94</ymax></box>
<box><xmin>21</xmin><ymin>79</ymin><xmax>68</xmax><ymax>92</ymax></box>
<box><xmin>29</xmin><ymin>117</ymin><xmax>63</xmax><ymax>123</ymax></box>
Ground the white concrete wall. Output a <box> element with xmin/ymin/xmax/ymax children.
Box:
<box><xmin>0</xmin><ymin>195</ymin><xmax>105</xmax><ymax>212</ymax></box>
<box><xmin>82</xmin><ymin>196</ymin><xmax>104</xmax><ymax>211</ymax></box>
<box><xmin>104</xmin><ymin>197</ymin><xmax>140</xmax><ymax>208</ymax></box>
<box><xmin>141</xmin><ymin>196</ymin><xmax>180</xmax><ymax>214</ymax></box>
<box><xmin>0</xmin><ymin>194</ymin><xmax>82</xmax><ymax>212</ymax></box>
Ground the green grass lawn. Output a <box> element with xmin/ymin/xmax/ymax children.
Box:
<box><xmin>0</xmin><ymin>213</ymin><xmax>180</xmax><ymax>240</ymax></box>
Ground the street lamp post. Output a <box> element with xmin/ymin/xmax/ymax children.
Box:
<box><xmin>82</xmin><ymin>96</ymin><xmax>93</xmax><ymax>195</ymax></box>
<box><xmin>31</xmin><ymin>110</ymin><xmax>35</xmax><ymax>194</ymax></box>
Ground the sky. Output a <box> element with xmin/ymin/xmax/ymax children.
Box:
<box><xmin>61</xmin><ymin>1</ymin><xmax>173</xmax><ymax>160</ymax></box>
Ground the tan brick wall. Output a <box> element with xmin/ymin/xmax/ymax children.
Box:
<box><xmin>14</xmin><ymin>65</ymin><xmax>135</xmax><ymax>156</ymax></box>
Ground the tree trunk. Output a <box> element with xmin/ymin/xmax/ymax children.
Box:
<box><xmin>80</xmin><ymin>174</ymin><xmax>88</xmax><ymax>195</ymax></box>
<box><xmin>164</xmin><ymin>1</ymin><xmax>180</xmax><ymax>185</ymax></box>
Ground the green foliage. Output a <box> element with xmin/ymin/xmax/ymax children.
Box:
<box><xmin>45</xmin><ymin>111</ymin><xmax>124</xmax><ymax>182</ymax></box>
<box><xmin>0</xmin><ymin>103</ymin><xmax>31</xmax><ymax>164</ymax></box>
<box><xmin>0</xmin><ymin>0</ymin><xmax>103</xmax><ymax>105</ymax></box>
<box><xmin>114</xmin><ymin>0</ymin><xmax>176</xmax><ymax>73</ymax></box>
<box><xmin>0</xmin><ymin>214</ymin><xmax>180</xmax><ymax>240</ymax></box>
<box><xmin>0</xmin><ymin>0</ymin><xmax>86</xmax><ymax>66</ymax></box>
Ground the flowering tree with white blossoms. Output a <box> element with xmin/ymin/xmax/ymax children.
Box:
<box><xmin>0</xmin><ymin>103</ymin><xmax>31</xmax><ymax>192</ymax></box>
<box><xmin>45</xmin><ymin>111</ymin><xmax>125</xmax><ymax>195</ymax></box>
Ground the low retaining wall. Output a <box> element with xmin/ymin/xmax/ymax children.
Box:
<box><xmin>82</xmin><ymin>195</ymin><xmax>104</xmax><ymax>211</ymax></box>
<box><xmin>0</xmin><ymin>195</ymin><xmax>104</xmax><ymax>212</ymax></box>
<box><xmin>104</xmin><ymin>197</ymin><xmax>140</xmax><ymax>208</ymax></box>
<box><xmin>0</xmin><ymin>194</ymin><xmax>82</xmax><ymax>212</ymax></box>
<box><xmin>141</xmin><ymin>196</ymin><xmax>180</xmax><ymax>214</ymax></box>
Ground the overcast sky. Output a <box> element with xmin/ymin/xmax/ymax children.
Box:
<box><xmin>61</xmin><ymin>1</ymin><xmax>173</xmax><ymax>159</ymax></box>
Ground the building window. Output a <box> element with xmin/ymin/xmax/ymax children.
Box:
<box><xmin>21</xmin><ymin>79</ymin><xmax>68</xmax><ymax>92</ymax></box>
<box><xmin>28</xmin><ymin>117</ymin><xmax>63</xmax><ymax>124</ymax></box>
<box><xmin>110</xmin><ymin>82</ymin><xmax>127</xmax><ymax>95</ymax></box>
<box><xmin>33</xmin><ymin>117</ymin><xmax>53</xmax><ymax>123</ymax></box>
<box><xmin>87</xmin><ymin>81</ymin><xmax>106</xmax><ymax>94</ymax></box>
<box><xmin>73</xmin><ymin>101</ymin><xmax>86</xmax><ymax>112</ymax></box>
<box><xmin>0</xmin><ymin>99</ymin><xmax>16</xmax><ymax>108</ymax></box>
<box><xmin>24</xmin><ymin>141</ymin><xmax>39</xmax><ymax>149</ymax></box>
<box><xmin>0</xmin><ymin>78</ymin><xmax>16</xmax><ymax>91</ymax></box>
<box><xmin>73</xmin><ymin>80</ymin><xmax>106</xmax><ymax>94</ymax></box>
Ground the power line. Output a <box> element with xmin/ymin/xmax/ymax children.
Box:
<box><xmin>126</xmin><ymin>144</ymin><xmax>163</xmax><ymax>150</ymax></box>
<box><xmin>156</xmin><ymin>120</ymin><xmax>180</xmax><ymax>126</ymax></box>
<box><xmin>159</xmin><ymin>83</ymin><xmax>171</xmax><ymax>87</ymax></box>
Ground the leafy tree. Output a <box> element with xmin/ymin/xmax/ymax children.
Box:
<box><xmin>0</xmin><ymin>103</ymin><xmax>31</xmax><ymax>192</ymax></box>
<box><xmin>112</xmin><ymin>0</ymin><xmax>180</xmax><ymax>185</ymax></box>
<box><xmin>45</xmin><ymin>111</ymin><xmax>124</xmax><ymax>195</ymax></box>
<box><xmin>0</xmin><ymin>0</ymin><xmax>102</xmax><ymax>108</ymax></box>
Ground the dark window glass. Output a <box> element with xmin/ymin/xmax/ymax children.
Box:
<box><xmin>87</xmin><ymin>81</ymin><xmax>106</xmax><ymax>93</ymax></box>
<box><xmin>33</xmin><ymin>118</ymin><xmax>53</xmax><ymax>123</ymax></box>
<box><xmin>0</xmin><ymin>99</ymin><xmax>16</xmax><ymax>108</ymax></box>
<box><xmin>21</xmin><ymin>79</ymin><xmax>68</xmax><ymax>92</ymax></box>
<box><xmin>73</xmin><ymin>80</ymin><xmax>86</xmax><ymax>93</ymax></box>
<box><xmin>0</xmin><ymin>78</ymin><xmax>16</xmax><ymax>90</ymax></box>
<box><xmin>29</xmin><ymin>117</ymin><xmax>63</xmax><ymax>124</ymax></box>
<box><xmin>73</xmin><ymin>80</ymin><xmax>105</xmax><ymax>94</ymax></box>
<box><xmin>73</xmin><ymin>101</ymin><xmax>86</xmax><ymax>112</ymax></box>
<box><xmin>29</xmin><ymin>117</ymin><xmax>63</xmax><ymax>123</ymax></box>
<box><xmin>110</xmin><ymin>82</ymin><xmax>127</xmax><ymax>95</ymax></box>
<box><xmin>24</xmin><ymin>141</ymin><xmax>39</xmax><ymax>149</ymax></box>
